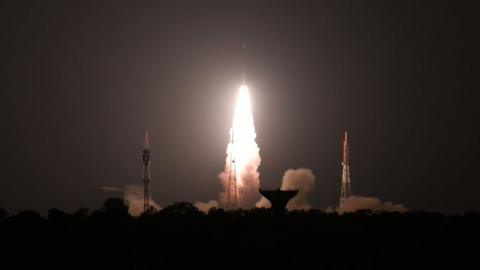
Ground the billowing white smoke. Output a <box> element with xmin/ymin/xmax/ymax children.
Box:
<box><xmin>218</xmin><ymin>85</ymin><xmax>261</xmax><ymax>209</ymax></box>
<box><xmin>282</xmin><ymin>168</ymin><xmax>316</xmax><ymax>210</ymax></box>
<box><xmin>329</xmin><ymin>195</ymin><xmax>408</xmax><ymax>214</ymax></box>
<box><xmin>123</xmin><ymin>185</ymin><xmax>161</xmax><ymax>216</ymax></box>
<box><xmin>194</xmin><ymin>200</ymin><xmax>219</xmax><ymax>213</ymax></box>
<box><xmin>256</xmin><ymin>168</ymin><xmax>316</xmax><ymax>210</ymax></box>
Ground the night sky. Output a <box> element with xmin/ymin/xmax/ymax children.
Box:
<box><xmin>1</xmin><ymin>0</ymin><xmax>478</xmax><ymax>213</ymax></box>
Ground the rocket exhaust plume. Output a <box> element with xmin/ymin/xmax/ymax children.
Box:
<box><xmin>218</xmin><ymin>85</ymin><xmax>261</xmax><ymax>209</ymax></box>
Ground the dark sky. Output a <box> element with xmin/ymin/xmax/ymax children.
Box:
<box><xmin>1</xmin><ymin>0</ymin><xmax>479</xmax><ymax>213</ymax></box>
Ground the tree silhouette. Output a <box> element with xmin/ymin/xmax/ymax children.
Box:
<box><xmin>48</xmin><ymin>208</ymin><xmax>67</xmax><ymax>220</ymax></box>
<box><xmin>15</xmin><ymin>210</ymin><xmax>41</xmax><ymax>220</ymax></box>
<box><xmin>0</xmin><ymin>202</ymin><xmax>479</xmax><ymax>269</ymax></box>
<box><xmin>160</xmin><ymin>202</ymin><xmax>202</xmax><ymax>216</ymax></box>
<box><xmin>72</xmin><ymin>208</ymin><xmax>89</xmax><ymax>219</ymax></box>
<box><xmin>102</xmin><ymin>197</ymin><xmax>129</xmax><ymax>216</ymax></box>
<box><xmin>0</xmin><ymin>208</ymin><xmax>7</xmax><ymax>220</ymax></box>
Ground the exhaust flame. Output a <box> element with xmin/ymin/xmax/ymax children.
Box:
<box><xmin>218</xmin><ymin>84</ymin><xmax>261</xmax><ymax>209</ymax></box>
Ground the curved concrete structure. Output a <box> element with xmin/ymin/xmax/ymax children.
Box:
<box><xmin>259</xmin><ymin>188</ymin><xmax>298</xmax><ymax>213</ymax></box>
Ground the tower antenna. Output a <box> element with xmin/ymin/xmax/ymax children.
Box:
<box><xmin>340</xmin><ymin>130</ymin><xmax>352</xmax><ymax>206</ymax></box>
<box><xmin>142</xmin><ymin>129</ymin><xmax>151</xmax><ymax>212</ymax></box>
<box><xmin>227</xmin><ymin>128</ymin><xmax>237</xmax><ymax>210</ymax></box>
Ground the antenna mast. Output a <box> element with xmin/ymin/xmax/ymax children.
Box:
<box><xmin>227</xmin><ymin>128</ymin><xmax>237</xmax><ymax>210</ymax></box>
<box><xmin>142</xmin><ymin>129</ymin><xmax>151</xmax><ymax>212</ymax></box>
<box><xmin>340</xmin><ymin>130</ymin><xmax>352</xmax><ymax>206</ymax></box>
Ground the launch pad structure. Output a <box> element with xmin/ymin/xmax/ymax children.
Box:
<box><xmin>227</xmin><ymin>129</ymin><xmax>237</xmax><ymax>210</ymax></box>
<box><xmin>340</xmin><ymin>131</ymin><xmax>352</xmax><ymax>206</ymax></box>
<box><xmin>259</xmin><ymin>189</ymin><xmax>298</xmax><ymax>214</ymax></box>
<box><xmin>142</xmin><ymin>129</ymin><xmax>151</xmax><ymax>212</ymax></box>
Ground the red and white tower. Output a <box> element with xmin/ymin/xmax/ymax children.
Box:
<box><xmin>142</xmin><ymin>129</ymin><xmax>151</xmax><ymax>212</ymax></box>
<box><xmin>340</xmin><ymin>130</ymin><xmax>352</xmax><ymax>206</ymax></box>
<box><xmin>227</xmin><ymin>129</ymin><xmax>237</xmax><ymax>210</ymax></box>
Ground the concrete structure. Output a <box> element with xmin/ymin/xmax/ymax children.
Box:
<box><xmin>259</xmin><ymin>189</ymin><xmax>298</xmax><ymax>213</ymax></box>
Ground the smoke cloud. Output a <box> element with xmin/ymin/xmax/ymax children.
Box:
<box><xmin>194</xmin><ymin>200</ymin><xmax>219</xmax><ymax>213</ymax></box>
<box><xmin>218</xmin><ymin>157</ymin><xmax>261</xmax><ymax>209</ymax></box>
<box><xmin>256</xmin><ymin>168</ymin><xmax>316</xmax><ymax>210</ymax></box>
<box><xmin>282</xmin><ymin>168</ymin><xmax>316</xmax><ymax>210</ymax></box>
<box><xmin>123</xmin><ymin>185</ymin><xmax>161</xmax><ymax>216</ymax></box>
<box><xmin>331</xmin><ymin>195</ymin><xmax>408</xmax><ymax>214</ymax></box>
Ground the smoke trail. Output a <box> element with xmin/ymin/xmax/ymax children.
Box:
<box><xmin>100</xmin><ymin>186</ymin><xmax>123</xmax><ymax>192</ymax></box>
<box><xmin>329</xmin><ymin>195</ymin><xmax>408</xmax><ymax>213</ymax></box>
<box><xmin>256</xmin><ymin>168</ymin><xmax>316</xmax><ymax>210</ymax></box>
<box><xmin>218</xmin><ymin>85</ymin><xmax>261</xmax><ymax>209</ymax></box>
<box><xmin>194</xmin><ymin>200</ymin><xmax>219</xmax><ymax>213</ymax></box>
<box><xmin>123</xmin><ymin>185</ymin><xmax>161</xmax><ymax>216</ymax></box>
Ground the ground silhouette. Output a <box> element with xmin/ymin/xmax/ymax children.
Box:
<box><xmin>0</xmin><ymin>198</ymin><xmax>478</xmax><ymax>269</ymax></box>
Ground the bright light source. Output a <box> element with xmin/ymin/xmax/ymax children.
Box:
<box><xmin>219</xmin><ymin>83</ymin><xmax>261</xmax><ymax>208</ymax></box>
<box><xmin>239</xmin><ymin>84</ymin><xmax>249</xmax><ymax>92</ymax></box>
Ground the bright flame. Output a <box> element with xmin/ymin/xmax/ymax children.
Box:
<box><xmin>218</xmin><ymin>84</ymin><xmax>261</xmax><ymax>208</ymax></box>
<box><xmin>231</xmin><ymin>85</ymin><xmax>255</xmax><ymax>176</ymax></box>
